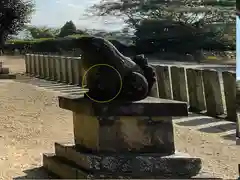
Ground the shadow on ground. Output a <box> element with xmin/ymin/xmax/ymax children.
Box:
<box><xmin>173</xmin><ymin>114</ymin><xmax>236</xmax><ymax>141</ymax></box>
<box><xmin>13</xmin><ymin>167</ymin><xmax>57</xmax><ymax>179</ymax></box>
<box><xmin>13</xmin><ymin>73</ymin><xmax>85</xmax><ymax>95</ymax></box>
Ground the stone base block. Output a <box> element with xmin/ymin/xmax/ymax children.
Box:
<box><xmin>0</xmin><ymin>74</ymin><xmax>16</xmax><ymax>79</ymax></box>
<box><xmin>43</xmin><ymin>153</ymin><xmax>219</xmax><ymax>179</ymax></box>
<box><xmin>0</xmin><ymin>67</ymin><xmax>9</xmax><ymax>74</ymax></box>
<box><xmin>42</xmin><ymin>142</ymin><xmax>205</xmax><ymax>179</ymax></box>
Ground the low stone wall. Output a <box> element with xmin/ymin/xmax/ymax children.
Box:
<box><xmin>24</xmin><ymin>54</ymin><xmax>237</xmax><ymax>125</ymax></box>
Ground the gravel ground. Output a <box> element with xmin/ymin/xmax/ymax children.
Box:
<box><xmin>0</xmin><ymin>56</ymin><xmax>239</xmax><ymax>179</ymax></box>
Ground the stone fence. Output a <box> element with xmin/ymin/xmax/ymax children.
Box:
<box><xmin>24</xmin><ymin>54</ymin><xmax>237</xmax><ymax>126</ymax></box>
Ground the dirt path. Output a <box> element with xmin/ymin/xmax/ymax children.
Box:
<box><xmin>0</xmin><ymin>56</ymin><xmax>239</xmax><ymax>179</ymax></box>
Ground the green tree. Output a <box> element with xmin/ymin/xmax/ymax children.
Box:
<box><xmin>237</xmin><ymin>0</ymin><xmax>240</xmax><ymax>15</ymax></box>
<box><xmin>26</xmin><ymin>25</ymin><xmax>60</xmax><ymax>39</ymax></box>
<box><xmin>58</xmin><ymin>21</ymin><xmax>77</xmax><ymax>37</ymax></box>
<box><xmin>87</xmin><ymin>0</ymin><xmax>235</xmax><ymax>28</ymax></box>
<box><xmin>0</xmin><ymin>0</ymin><xmax>34</xmax><ymax>46</ymax></box>
<box><xmin>86</xmin><ymin>0</ymin><xmax>235</xmax><ymax>53</ymax></box>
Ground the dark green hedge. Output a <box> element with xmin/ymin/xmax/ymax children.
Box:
<box><xmin>3</xmin><ymin>33</ymin><xmax>235</xmax><ymax>56</ymax></box>
<box><xmin>4</xmin><ymin>35</ymin><xmax>134</xmax><ymax>56</ymax></box>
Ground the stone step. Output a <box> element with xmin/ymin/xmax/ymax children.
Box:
<box><xmin>54</xmin><ymin>142</ymin><xmax>202</xmax><ymax>178</ymax></box>
<box><xmin>0</xmin><ymin>74</ymin><xmax>16</xmax><ymax>79</ymax></box>
<box><xmin>0</xmin><ymin>67</ymin><xmax>9</xmax><ymax>74</ymax></box>
<box><xmin>42</xmin><ymin>153</ymin><xmax>221</xmax><ymax>179</ymax></box>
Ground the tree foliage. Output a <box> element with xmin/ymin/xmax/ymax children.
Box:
<box><xmin>87</xmin><ymin>0</ymin><xmax>235</xmax><ymax>28</ymax></box>
<box><xmin>58</xmin><ymin>20</ymin><xmax>77</xmax><ymax>37</ymax></box>
<box><xmin>26</xmin><ymin>25</ymin><xmax>60</xmax><ymax>39</ymax></box>
<box><xmin>86</xmin><ymin>0</ymin><xmax>235</xmax><ymax>53</ymax></box>
<box><xmin>237</xmin><ymin>0</ymin><xmax>240</xmax><ymax>15</ymax></box>
<box><xmin>0</xmin><ymin>0</ymin><xmax>34</xmax><ymax>45</ymax></box>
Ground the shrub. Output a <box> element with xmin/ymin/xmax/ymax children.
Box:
<box><xmin>4</xmin><ymin>35</ymin><xmax>134</xmax><ymax>55</ymax></box>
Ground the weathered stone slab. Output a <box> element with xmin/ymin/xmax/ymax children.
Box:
<box><xmin>43</xmin><ymin>153</ymin><xmax>79</xmax><ymax>179</ymax></box>
<box><xmin>61</xmin><ymin>57</ymin><xmax>68</xmax><ymax>83</ymax></box>
<box><xmin>29</xmin><ymin>54</ymin><xmax>35</xmax><ymax>76</ymax></box>
<box><xmin>237</xmin><ymin>114</ymin><xmax>240</xmax><ymax>139</ymax></box>
<box><xmin>72</xmin><ymin>115</ymin><xmax>175</xmax><ymax>153</ymax></box>
<box><xmin>41</xmin><ymin>55</ymin><xmax>47</xmax><ymax>79</ymax></box>
<box><xmin>148</xmin><ymin>65</ymin><xmax>159</xmax><ymax>98</ymax></box>
<box><xmin>55</xmin><ymin>56</ymin><xmax>61</xmax><ymax>82</ymax></box>
<box><xmin>39</xmin><ymin>55</ymin><xmax>44</xmax><ymax>78</ymax></box>
<box><xmin>67</xmin><ymin>58</ymin><xmax>74</xmax><ymax>84</ymax></box>
<box><xmin>43</xmin><ymin>150</ymin><xmax>202</xmax><ymax>179</ymax></box>
<box><xmin>45</xmin><ymin>55</ymin><xmax>51</xmax><ymax>80</ymax></box>
<box><xmin>186</xmin><ymin>68</ymin><xmax>206</xmax><ymax>112</ymax></box>
<box><xmin>155</xmin><ymin>65</ymin><xmax>172</xmax><ymax>99</ymax></box>
<box><xmin>72</xmin><ymin>58</ymin><xmax>82</xmax><ymax>85</ymax></box>
<box><xmin>48</xmin><ymin>56</ymin><xmax>54</xmax><ymax>80</ymax></box>
<box><xmin>58</xmin><ymin>95</ymin><xmax>188</xmax><ymax>117</ymax></box>
<box><xmin>35</xmin><ymin>54</ymin><xmax>40</xmax><ymax>77</ymax></box>
<box><xmin>52</xmin><ymin>56</ymin><xmax>58</xmax><ymax>81</ymax></box>
<box><xmin>202</xmin><ymin>69</ymin><xmax>224</xmax><ymax>116</ymax></box>
<box><xmin>0</xmin><ymin>67</ymin><xmax>9</xmax><ymax>74</ymax></box>
<box><xmin>24</xmin><ymin>54</ymin><xmax>30</xmax><ymax>74</ymax></box>
<box><xmin>171</xmin><ymin>66</ymin><xmax>188</xmax><ymax>103</ymax></box>
<box><xmin>0</xmin><ymin>74</ymin><xmax>16</xmax><ymax>79</ymax></box>
<box><xmin>222</xmin><ymin>71</ymin><xmax>236</xmax><ymax>122</ymax></box>
<box><xmin>54</xmin><ymin>142</ymin><xmax>201</xmax><ymax>175</ymax></box>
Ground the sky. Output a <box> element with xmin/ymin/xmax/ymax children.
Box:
<box><xmin>237</xmin><ymin>16</ymin><xmax>240</xmax><ymax>80</ymax></box>
<box><xmin>30</xmin><ymin>0</ymin><xmax>125</xmax><ymax>31</ymax></box>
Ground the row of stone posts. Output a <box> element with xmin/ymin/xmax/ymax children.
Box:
<box><xmin>152</xmin><ymin>65</ymin><xmax>236</xmax><ymax>122</ymax></box>
<box><xmin>25</xmin><ymin>54</ymin><xmax>83</xmax><ymax>85</ymax></box>
<box><xmin>25</xmin><ymin>54</ymin><xmax>236</xmax><ymax>122</ymax></box>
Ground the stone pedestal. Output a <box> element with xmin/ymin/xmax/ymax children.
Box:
<box><xmin>0</xmin><ymin>61</ymin><xmax>16</xmax><ymax>79</ymax></box>
<box><xmin>43</xmin><ymin>94</ymin><xmax>206</xmax><ymax>179</ymax></box>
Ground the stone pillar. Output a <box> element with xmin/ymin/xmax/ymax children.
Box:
<box><xmin>222</xmin><ymin>71</ymin><xmax>236</xmax><ymax>122</ymax></box>
<box><xmin>43</xmin><ymin>95</ymin><xmax>204</xmax><ymax>179</ymax></box>
<box><xmin>31</xmin><ymin>54</ymin><xmax>37</xmax><ymax>76</ymax></box>
<box><xmin>202</xmin><ymin>69</ymin><xmax>224</xmax><ymax>117</ymax></box>
<box><xmin>39</xmin><ymin>55</ymin><xmax>44</xmax><ymax>78</ymax></box>
<box><xmin>0</xmin><ymin>61</ymin><xmax>2</xmax><ymax>73</ymax></box>
<box><xmin>45</xmin><ymin>55</ymin><xmax>51</xmax><ymax>80</ymax></box>
<box><xmin>186</xmin><ymin>68</ymin><xmax>206</xmax><ymax>112</ymax></box>
<box><xmin>170</xmin><ymin>66</ymin><xmax>188</xmax><ymax>103</ymax></box>
<box><xmin>155</xmin><ymin>65</ymin><xmax>172</xmax><ymax>99</ymax></box>
<box><xmin>61</xmin><ymin>57</ymin><xmax>68</xmax><ymax>83</ymax></box>
<box><xmin>55</xmin><ymin>56</ymin><xmax>62</xmax><ymax>82</ymax></box>
<box><xmin>30</xmin><ymin>54</ymin><xmax>35</xmax><ymax>76</ymax></box>
<box><xmin>49</xmin><ymin>56</ymin><xmax>55</xmax><ymax>81</ymax></box>
<box><xmin>67</xmin><ymin>57</ymin><xmax>74</xmax><ymax>84</ymax></box>
<box><xmin>25</xmin><ymin>54</ymin><xmax>30</xmax><ymax>74</ymax></box>
<box><xmin>42</xmin><ymin>55</ymin><xmax>47</xmax><ymax>79</ymax></box>
<box><xmin>149</xmin><ymin>65</ymin><xmax>159</xmax><ymax>98</ymax></box>
<box><xmin>71</xmin><ymin>57</ymin><xmax>82</xmax><ymax>85</ymax></box>
<box><xmin>35</xmin><ymin>54</ymin><xmax>40</xmax><ymax>78</ymax></box>
<box><xmin>53</xmin><ymin>56</ymin><xmax>58</xmax><ymax>81</ymax></box>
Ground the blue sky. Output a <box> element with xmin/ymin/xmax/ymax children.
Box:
<box><xmin>30</xmin><ymin>0</ymin><xmax>125</xmax><ymax>30</ymax></box>
<box><xmin>237</xmin><ymin>16</ymin><xmax>240</xmax><ymax>80</ymax></box>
